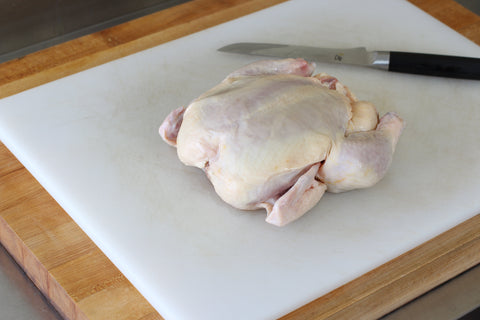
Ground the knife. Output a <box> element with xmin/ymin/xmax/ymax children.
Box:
<box><xmin>218</xmin><ymin>42</ymin><xmax>480</xmax><ymax>80</ymax></box>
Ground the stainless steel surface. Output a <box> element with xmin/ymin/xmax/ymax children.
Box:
<box><xmin>369</xmin><ymin>50</ymin><xmax>390</xmax><ymax>70</ymax></box>
<box><xmin>381</xmin><ymin>264</ymin><xmax>480</xmax><ymax>320</ymax></box>
<box><xmin>456</xmin><ymin>0</ymin><xmax>480</xmax><ymax>15</ymax></box>
<box><xmin>0</xmin><ymin>244</ymin><xmax>63</xmax><ymax>320</ymax></box>
<box><xmin>218</xmin><ymin>43</ymin><xmax>391</xmax><ymax>70</ymax></box>
<box><xmin>0</xmin><ymin>0</ymin><xmax>191</xmax><ymax>64</ymax></box>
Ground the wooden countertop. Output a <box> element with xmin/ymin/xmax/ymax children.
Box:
<box><xmin>1</xmin><ymin>0</ymin><xmax>479</xmax><ymax>319</ymax></box>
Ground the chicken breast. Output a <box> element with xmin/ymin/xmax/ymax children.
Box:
<box><xmin>160</xmin><ymin>58</ymin><xmax>405</xmax><ymax>226</ymax></box>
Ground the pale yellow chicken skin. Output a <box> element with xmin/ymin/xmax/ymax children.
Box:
<box><xmin>160</xmin><ymin>59</ymin><xmax>405</xmax><ymax>226</ymax></box>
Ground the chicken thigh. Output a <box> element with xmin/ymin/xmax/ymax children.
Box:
<box><xmin>160</xmin><ymin>58</ymin><xmax>405</xmax><ymax>226</ymax></box>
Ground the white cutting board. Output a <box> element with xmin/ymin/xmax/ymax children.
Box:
<box><xmin>1</xmin><ymin>0</ymin><xmax>480</xmax><ymax>319</ymax></box>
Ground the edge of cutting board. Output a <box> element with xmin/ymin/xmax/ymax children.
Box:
<box><xmin>281</xmin><ymin>214</ymin><xmax>480</xmax><ymax>320</ymax></box>
<box><xmin>0</xmin><ymin>0</ymin><xmax>288</xmax><ymax>100</ymax></box>
<box><xmin>1</xmin><ymin>0</ymin><xmax>479</xmax><ymax>319</ymax></box>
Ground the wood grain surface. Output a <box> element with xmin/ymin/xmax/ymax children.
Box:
<box><xmin>0</xmin><ymin>0</ymin><xmax>479</xmax><ymax>319</ymax></box>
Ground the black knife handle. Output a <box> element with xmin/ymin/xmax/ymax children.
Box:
<box><xmin>388</xmin><ymin>51</ymin><xmax>480</xmax><ymax>80</ymax></box>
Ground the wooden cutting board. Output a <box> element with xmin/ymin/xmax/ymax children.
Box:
<box><xmin>1</xmin><ymin>0</ymin><xmax>480</xmax><ymax>319</ymax></box>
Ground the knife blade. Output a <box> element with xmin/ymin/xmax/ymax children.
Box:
<box><xmin>218</xmin><ymin>42</ymin><xmax>480</xmax><ymax>80</ymax></box>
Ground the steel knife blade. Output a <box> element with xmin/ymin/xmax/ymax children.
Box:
<box><xmin>218</xmin><ymin>42</ymin><xmax>480</xmax><ymax>80</ymax></box>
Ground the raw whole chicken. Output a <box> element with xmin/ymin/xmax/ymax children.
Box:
<box><xmin>160</xmin><ymin>58</ymin><xmax>405</xmax><ymax>226</ymax></box>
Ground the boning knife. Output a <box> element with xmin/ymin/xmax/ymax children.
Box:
<box><xmin>218</xmin><ymin>42</ymin><xmax>480</xmax><ymax>80</ymax></box>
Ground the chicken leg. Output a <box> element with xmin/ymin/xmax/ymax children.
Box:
<box><xmin>318</xmin><ymin>112</ymin><xmax>405</xmax><ymax>193</ymax></box>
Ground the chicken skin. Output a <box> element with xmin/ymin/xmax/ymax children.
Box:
<box><xmin>160</xmin><ymin>58</ymin><xmax>405</xmax><ymax>226</ymax></box>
